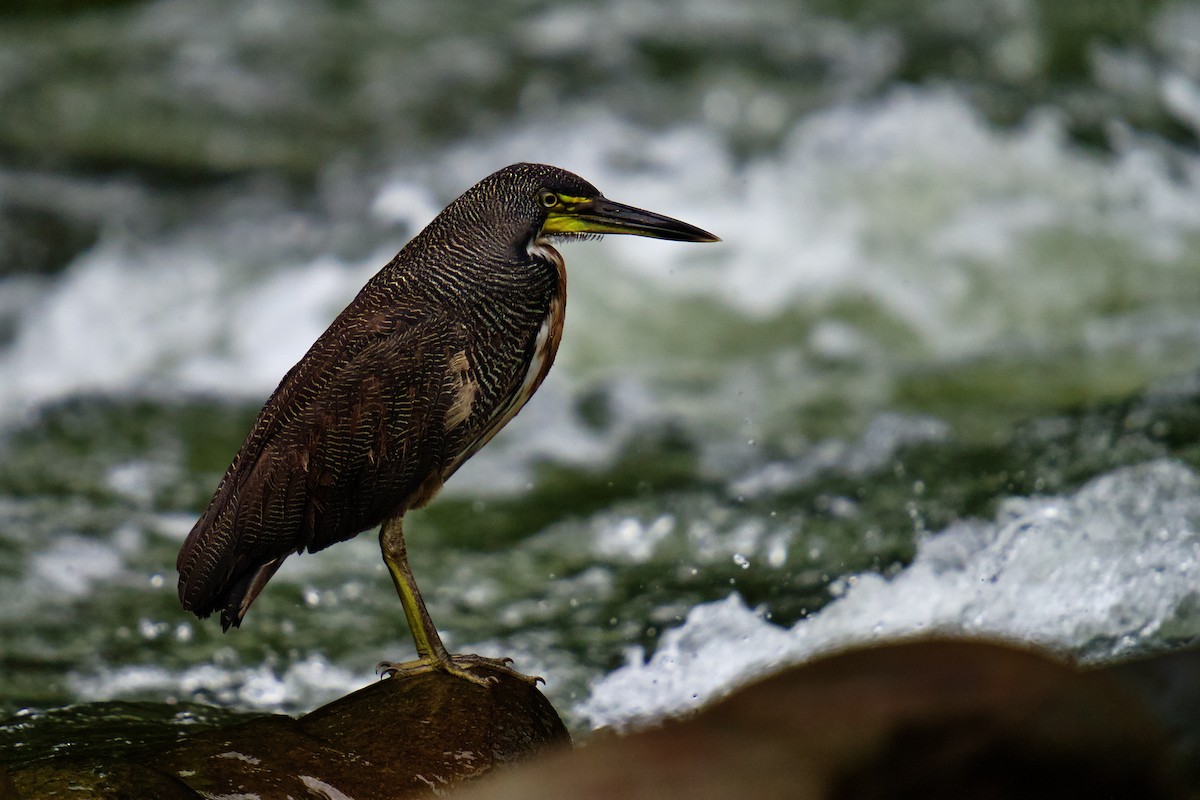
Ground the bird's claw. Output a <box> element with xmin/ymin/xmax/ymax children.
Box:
<box><xmin>376</xmin><ymin>653</ymin><xmax>541</xmax><ymax>687</ymax></box>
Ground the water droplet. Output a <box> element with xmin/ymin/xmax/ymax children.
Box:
<box><xmin>733</xmin><ymin>553</ymin><xmax>751</xmax><ymax>569</ymax></box>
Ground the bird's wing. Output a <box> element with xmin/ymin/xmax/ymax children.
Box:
<box><xmin>176</xmin><ymin>303</ymin><xmax>463</xmax><ymax>627</ymax></box>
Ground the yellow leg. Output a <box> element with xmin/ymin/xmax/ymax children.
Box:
<box><xmin>377</xmin><ymin>515</ymin><xmax>539</xmax><ymax>687</ymax></box>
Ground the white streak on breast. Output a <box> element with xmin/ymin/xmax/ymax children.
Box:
<box><xmin>526</xmin><ymin>236</ymin><xmax>560</xmax><ymax>264</ymax></box>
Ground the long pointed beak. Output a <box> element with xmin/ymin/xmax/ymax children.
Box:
<box><xmin>544</xmin><ymin>197</ymin><xmax>720</xmax><ymax>243</ymax></box>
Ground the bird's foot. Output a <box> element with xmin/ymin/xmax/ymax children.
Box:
<box><xmin>377</xmin><ymin>653</ymin><xmax>543</xmax><ymax>687</ymax></box>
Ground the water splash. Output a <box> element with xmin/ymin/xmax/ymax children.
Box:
<box><xmin>578</xmin><ymin>459</ymin><xmax>1200</xmax><ymax>730</ymax></box>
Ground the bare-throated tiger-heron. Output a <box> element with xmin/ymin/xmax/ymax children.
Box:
<box><xmin>176</xmin><ymin>163</ymin><xmax>719</xmax><ymax>685</ymax></box>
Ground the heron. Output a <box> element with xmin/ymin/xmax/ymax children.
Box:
<box><xmin>177</xmin><ymin>163</ymin><xmax>718</xmax><ymax>685</ymax></box>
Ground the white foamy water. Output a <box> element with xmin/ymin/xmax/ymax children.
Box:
<box><xmin>7</xmin><ymin>86</ymin><xmax>1200</xmax><ymax>426</ymax></box>
<box><xmin>68</xmin><ymin>653</ymin><xmax>368</xmax><ymax>713</ymax></box>
<box><xmin>0</xmin><ymin>242</ymin><xmax>376</xmax><ymax>418</ymax></box>
<box><xmin>577</xmin><ymin>459</ymin><xmax>1200</xmax><ymax>730</ymax></box>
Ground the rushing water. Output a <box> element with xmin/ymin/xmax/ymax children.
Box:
<box><xmin>3</xmin><ymin>0</ymin><xmax>1200</xmax><ymax>739</ymax></box>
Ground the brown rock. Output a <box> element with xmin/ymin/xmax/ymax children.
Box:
<box><xmin>151</xmin><ymin>715</ymin><xmax>366</xmax><ymax>798</ymax></box>
<box><xmin>448</xmin><ymin>639</ymin><xmax>1188</xmax><ymax>800</ymax></box>
<box><xmin>6</xmin><ymin>666</ymin><xmax>569</xmax><ymax>800</ymax></box>
<box><xmin>150</xmin><ymin>666</ymin><xmax>569</xmax><ymax>799</ymax></box>
<box><xmin>300</xmin><ymin>663</ymin><xmax>570</xmax><ymax>786</ymax></box>
<box><xmin>7</xmin><ymin>759</ymin><xmax>197</xmax><ymax>799</ymax></box>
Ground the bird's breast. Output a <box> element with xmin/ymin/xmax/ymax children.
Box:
<box><xmin>440</xmin><ymin>240</ymin><xmax>566</xmax><ymax>478</ymax></box>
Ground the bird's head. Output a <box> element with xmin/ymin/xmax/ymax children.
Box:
<box><xmin>459</xmin><ymin>163</ymin><xmax>719</xmax><ymax>255</ymax></box>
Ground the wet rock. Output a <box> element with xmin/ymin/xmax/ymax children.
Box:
<box><xmin>7</xmin><ymin>666</ymin><xmax>569</xmax><ymax>799</ymax></box>
<box><xmin>150</xmin><ymin>715</ymin><xmax>363</xmax><ymax>799</ymax></box>
<box><xmin>448</xmin><ymin>639</ymin><xmax>1189</xmax><ymax>800</ymax></box>
<box><xmin>4</xmin><ymin>758</ymin><xmax>195</xmax><ymax>799</ymax></box>
<box><xmin>0</xmin><ymin>765</ymin><xmax>18</xmax><ymax>799</ymax></box>
<box><xmin>299</xmin><ymin>663</ymin><xmax>570</xmax><ymax>782</ymax></box>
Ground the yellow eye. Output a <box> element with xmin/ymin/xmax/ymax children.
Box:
<box><xmin>539</xmin><ymin>191</ymin><xmax>558</xmax><ymax>209</ymax></box>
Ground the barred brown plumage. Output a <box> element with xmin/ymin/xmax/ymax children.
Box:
<box><xmin>176</xmin><ymin>162</ymin><xmax>718</xmax><ymax>686</ymax></box>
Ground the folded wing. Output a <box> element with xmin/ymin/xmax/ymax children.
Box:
<box><xmin>176</xmin><ymin>307</ymin><xmax>460</xmax><ymax>629</ymax></box>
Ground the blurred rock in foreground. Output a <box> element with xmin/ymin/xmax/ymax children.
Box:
<box><xmin>451</xmin><ymin>639</ymin><xmax>1193</xmax><ymax>800</ymax></box>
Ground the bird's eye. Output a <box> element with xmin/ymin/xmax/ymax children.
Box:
<box><xmin>539</xmin><ymin>191</ymin><xmax>558</xmax><ymax>209</ymax></box>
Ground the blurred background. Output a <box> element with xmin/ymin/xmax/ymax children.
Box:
<box><xmin>2</xmin><ymin>0</ymin><xmax>1200</xmax><ymax>735</ymax></box>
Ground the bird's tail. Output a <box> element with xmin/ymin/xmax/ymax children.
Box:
<box><xmin>176</xmin><ymin>508</ymin><xmax>234</xmax><ymax>622</ymax></box>
<box><xmin>176</xmin><ymin>497</ymin><xmax>282</xmax><ymax>629</ymax></box>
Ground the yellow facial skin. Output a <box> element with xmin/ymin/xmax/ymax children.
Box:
<box><xmin>541</xmin><ymin>195</ymin><xmax>603</xmax><ymax>234</ymax></box>
<box><xmin>540</xmin><ymin>192</ymin><xmax>720</xmax><ymax>243</ymax></box>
